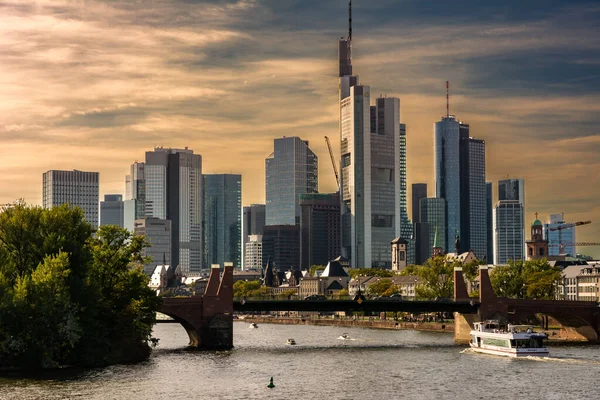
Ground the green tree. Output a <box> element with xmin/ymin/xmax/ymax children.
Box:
<box><xmin>412</xmin><ymin>256</ymin><xmax>456</xmax><ymax>299</ymax></box>
<box><xmin>277</xmin><ymin>289</ymin><xmax>298</xmax><ymax>299</ymax></box>
<box><xmin>366</xmin><ymin>279</ymin><xmax>400</xmax><ymax>297</ymax></box>
<box><xmin>348</xmin><ymin>268</ymin><xmax>395</xmax><ymax>279</ymax></box>
<box><xmin>233</xmin><ymin>280</ymin><xmax>262</xmax><ymax>298</ymax></box>
<box><xmin>309</xmin><ymin>265</ymin><xmax>326</xmax><ymax>276</ymax></box>
<box><xmin>490</xmin><ymin>259</ymin><xmax>561</xmax><ymax>300</ymax></box>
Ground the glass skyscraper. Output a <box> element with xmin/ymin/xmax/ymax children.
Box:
<box><xmin>486</xmin><ymin>182</ymin><xmax>494</xmax><ymax>264</ymax></box>
<box><xmin>124</xmin><ymin>162</ymin><xmax>146</xmax><ymax>232</ymax></box>
<box><xmin>459</xmin><ymin>126</ymin><xmax>487</xmax><ymax>259</ymax></box>
<box><xmin>420</xmin><ymin>197</ymin><xmax>446</xmax><ymax>259</ymax></box>
<box><xmin>493</xmin><ymin>200</ymin><xmax>525</xmax><ymax>264</ymax></box>
<box><xmin>145</xmin><ymin>147</ymin><xmax>202</xmax><ymax>274</ymax></box>
<box><xmin>265</xmin><ymin>137</ymin><xmax>318</xmax><ymax>226</ymax></box>
<box><xmin>42</xmin><ymin>169</ymin><xmax>99</xmax><ymax>228</ymax></box>
<box><xmin>100</xmin><ymin>194</ymin><xmax>124</xmax><ymax>227</ymax></box>
<box><xmin>203</xmin><ymin>174</ymin><xmax>242</xmax><ymax>268</ymax></box>
<box><xmin>434</xmin><ymin>116</ymin><xmax>460</xmax><ymax>252</ymax></box>
<box><xmin>498</xmin><ymin>179</ymin><xmax>525</xmax><ymax>204</ymax></box>
<box><xmin>544</xmin><ymin>213</ymin><xmax>576</xmax><ymax>256</ymax></box>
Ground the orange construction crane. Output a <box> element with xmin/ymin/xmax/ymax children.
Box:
<box><xmin>548</xmin><ymin>220</ymin><xmax>592</xmax><ymax>254</ymax></box>
<box><xmin>324</xmin><ymin>136</ymin><xmax>340</xmax><ymax>187</ymax></box>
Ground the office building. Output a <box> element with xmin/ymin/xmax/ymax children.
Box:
<box><xmin>100</xmin><ymin>194</ymin><xmax>124</xmax><ymax>227</ymax></box>
<box><xmin>413</xmin><ymin>222</ymin><xmax>430</xmax><ymax>265</ymax></box>
<box><xmin>242</xmin><ymin>204</ymin><xmax>266</xmax><ymax>269</ymax></box>
<box><xmin>459</xmin><ymin>125</ymin><xmax>487</xmax><ymax>258</ymax></box>
<box><xmin>420</xmin><ymin>198</ymin><xmax>446</xmax><ymax>259</ymax></box>
<box><xmin>42</xmin><ymin>169</ymin><xmax>99</xmax><ymax>228</ymax></box>
<box><xmin>203</xmin><ymin>174</ymin><xmax>242</xmax><ymax>268</ymax></box>
<box><xmin>545</xmin><ymin>213</ymin><xmax>576</xmax><ymax>256</ymax></box>
<box><xmin>265</xmin><ymin>136</ymin><xmax>318</xmax><ymax>226</ymax></box>
<box><xmin>486</xmin><ymin>182</ymin><xmax>494</xmax><ymax>264</ymax></box>
<box><xmin>124</xmin><ymin>162</ymin><xmax>146</xmax><ymax>232</ymax></box>
<box><xmin>145</xmin><ymin>147</ymin><xmax>202</xmax><ymax>274</ymax></box>
<box><xmin>412</xmin><ymin>183</ymin><xmax>427</xmax><ymax>223</ymax></box>
<box><xmin>262</xmin><ymin>225</ymin><xmax>300</xmax><ymax>271</ymax></box>
<box><xmin>299</xmin><ymin>192</ymin><xmax>341</xmax><ymax>269</ymax></box>
<box><xmin>134</xmin><ymin>218</ymin><xmax>171</xmax><ymax>275</ymax></box>
<box><xmin>244</xmin><ymin>235</ymin><xmax>263</xmax><ymax>270</ymax></box>
<box><xmin>493</xmin><ymin>200</ymin><xmax>525</xmax><ymax>265</ymax></box>
<box><xmin>498</xmin><ymin>178</ymin><xmax>525</xmax><ymax>204</ymax></box>
<box><xmin>434</xmin><ymin>116</ymin><xmax>461</xmax><ymax>251</ymax></box>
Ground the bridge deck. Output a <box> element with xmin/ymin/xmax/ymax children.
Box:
<box><xmin>233</xmin><ymin>299</ymin><xmax>479</xmax><ymax>313</ymax></box>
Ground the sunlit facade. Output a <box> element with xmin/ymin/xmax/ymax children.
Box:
<box><xmin>493</xmin><ymin>200</ymin><xmax>525</xmax><ymax>265</ymax></box>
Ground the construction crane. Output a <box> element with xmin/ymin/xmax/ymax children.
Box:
<box><xmin>548</xmin><ymin>220</ymin><xmax>592</xmax><ymax>254</ymax></box>
<box><xmin>324</xmin><ymin>136</ymin><xmax>340</xmax><ymax>188</ymax></box>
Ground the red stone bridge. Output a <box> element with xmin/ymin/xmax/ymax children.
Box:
<box><xmin>453</xmin><ymin>267</ymin><xmax>600</xmax><ymax>343</ymax></box>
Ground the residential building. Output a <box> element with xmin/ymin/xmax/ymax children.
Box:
<box><xmin>244</xmin><ymin>235</ymin><xmax>263</xmax><ymax>271</ymax></box>
<box><xmin>42</xmin><ymin>169</ymin><xmax>99</xmax><ymax>228</ymax></box>
<box><xmin>242</xmin><ymin>204</ymin><xmax>265</xmax><ymax>268</ymax></box>
<box><xmin>203</xmin><ymin>174</ymin><xmax>242</xmax><ymax>268</ymax></box>
<box><xmin>145</xmin><ymin>147</ymin><xmax>202</xmax><ymax>274</ymax></box>
<box><xmin>100</xmin><ymin>194</ymin><xmax>124</xmax><ymax>227</ymax></box>
<box><xmin>299</xmin><ymin>192</ymin><xmax>341</xmax><ymax>269</ymax></box>
<box><xmin>559</xmin><ymin>262</ymin><xmax>600</xmax><ymax>301</ymax></box>
<box><xmin>411</xmin><ymin>183</ymin><xmax>427</xmax><ymax>223</ymax></box>
<box><xmin>265</xmin><ymin>137</ymin><xmax>318</xmax><ymax>226</ymax></box>
<box><xmin>459</xmin><ymin>125</ymin><xmax>487</xmax><ymax>259</ymax></box>
<box><xmin>134</xmin><ymin>217</ymin><xmax>172</xmax><ymax>275</ymax></box>
<box><xmin>420</xmin><ymin>198</ymin><xmax>446</xmax><ymax>259</ymax></box>
<box><xmin>493</xmin><ymin>200</ymin><xmax>525</xmax><ymax>265</ymax></box>
<box><xmin>486</xmin><ymin>182</ymin><xmax>493</xmax><ymax>264</ymax></box>
<box><xmin>544</xmin><ymin>213</ymin><xmax>576</xmax><ymax>256</ymax></box>
<box><xmin>262</xmin><ymin>225</ymin><xmax>300</xmax><ymax>271</ymax></box>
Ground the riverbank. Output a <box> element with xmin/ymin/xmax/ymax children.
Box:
<box><xmin>240</xmin><ymin>316</ymin><xmax>453</xmax><ymax>333</ymax></box>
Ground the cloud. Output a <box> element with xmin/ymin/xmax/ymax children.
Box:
<box><xmin>0</xmin><ymin>0</ymin><xmax>599</xmax><ymax>256</ymax></box>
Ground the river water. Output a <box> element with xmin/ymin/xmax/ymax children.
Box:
<box><xmin>1</xmin><ymin>322</ymin><xmax>600</xmax><ymax>399</ymax></box>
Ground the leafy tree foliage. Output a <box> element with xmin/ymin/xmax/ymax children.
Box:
<box><xmin>348</xmin><ymin>268</ymin><xmax>395</xmax><ymax>279</ymax></box>
<box><xmin>0</xmin><ymin>204</ymin><xmax>160</xmax><ymax>370</ymax></box>
<box><xmin>490</xmin><ymin>259</ymin><xmax>561</xmax><ymax>300</ymax></box>
<box><xmin>366</xmin><ymin>279</ymin><xmax>401</xmax><ymax>297</ymax></box>
<box><xmin>409</xmin><ymin>256</ymin><xmax>457</xmax><ymax>299</ymax></box>
<box><xmin>309</xmin><ymin>265</ymin><xmax>326</xmax><ymax>276</ymax></box>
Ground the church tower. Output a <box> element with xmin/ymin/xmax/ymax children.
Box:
<box><xmin>525</xmin><ymin>213</ymin><xmax>548</xmax><ymax>260</ymax></box>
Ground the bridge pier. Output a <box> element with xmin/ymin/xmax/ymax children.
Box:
<box><xmin>160</xmin><ymin>265</ymin><xmax>234</xmax><ymax>349</ymax></box>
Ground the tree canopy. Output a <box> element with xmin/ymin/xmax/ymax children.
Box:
<box><xmin>348</xmin><ymin>268</ymin><xmax>395</xmax><ymax>279</ymax></box>
<box><xmin>366</xmin><ymin>279</ymin><xmax>401</xmax><ymax>297</ymax></box>
<box><xmin>400</xmin><ymin>256</ymin><xmax>457</xmax><ymax>299</ymax></box>
<box><xmin>490</xmin><ymin>259</ymin><xmax>561</xmax><ymax>300</ymax></box>
<box><xmin>0</xmin><ymin>203</ymin><xmax>160</xmax><ymax>370</ymax></box>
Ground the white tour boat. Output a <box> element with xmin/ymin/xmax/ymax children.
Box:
<box><xmin>469</xmin><ymin>320</ymin><xmax>549</xmax><ymax>358</ymax></box>
<box><xmin>286</xmin><ymin>338</ymin><xmax>296</xmax><ymax>345</ymax></box>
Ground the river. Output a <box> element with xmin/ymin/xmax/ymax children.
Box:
<box><xmin>1</xmin><ymin>322</ymin><xmax>600</xmax><ymax>399</ymax></box>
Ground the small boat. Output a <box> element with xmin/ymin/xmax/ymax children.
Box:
<box><xmin>286</xmin><ymin>338</ymin><xmax>296</xmax><ymax>345</ymax></box>
<box><xmin>469</xmin><ymin>320</ymin><xmax>549</xmax><ymax>358</ymax></box>
<box><xmin>338</xmin><ymin>333</ymin><xmax>350</xmax><ymax>340</ymax></box>
<box><xmin>249</xmin><ymin>322</ymin><xmax>258</xmax><ymax>329</ymax></box>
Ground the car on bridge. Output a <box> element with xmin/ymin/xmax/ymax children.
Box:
<box><xmin>373</xmin><ymin>294</ymin><xmax>403</xmax><ymax>301</ymax></box>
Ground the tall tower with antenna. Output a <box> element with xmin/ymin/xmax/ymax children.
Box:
<box><xmin>338</xmin><ymin>1</ymin><xmax>353</xmax><ymax>77</ymax></box>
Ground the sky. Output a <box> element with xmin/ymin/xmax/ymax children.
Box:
<box><xmin>1</xmin><ymin>0</ymin><xmax>599</xmax><ymax>258</ymax></box>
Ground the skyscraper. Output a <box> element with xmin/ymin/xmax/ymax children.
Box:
<box><xmin>265</xmin><ymin>137</ymin><xmax>318</xmax><ymax>226</ymax></box>
<box><xmin>124</xmin><ymin>162</ymin><xmax>146</xmax><ymax>232</ymax></box>
<box><xmin>145</xmin><ymin>147</ymin><xmax>202</xmax><ymax>274</ymax></box>
<box><xmin>42</xmin><ymin>169</ymin><xmax>99</xmax><ymax>228</ymax></box>
<box><xmin>262</xmin><ymin>225</ymin><xmax>300</xmax><ymax>271</ymax></box>
<box><xmin>486</xmin><ymin>182</ymin><xmax>493</xmax><ymax>264</ymax></box>
<box><xmin>412</xmin><ymin>183</ymin><xmax>427</xmax><ymax>223</ymax></box>
<box><xmin>242</xmin><ymin>204</ymin><xmax>265</xmax><ymax>269</ymax></box>
<box><xmin>493</xmin><ymin>200</ymin><xmax>525</xmax><ymax>265</ymax></box>
<box><xmin>420</xmin><ymin>198</ymin><xmax>446</xmax><ymax>259</ymax></box>
<box><xmin>434</xmin><ymin>116</ymin><xmax>460</xmax><ymax>252</ymax></box>
<box><xmin>299</xmin><ymin>192</ymin><xmax>341</xmax><ymax>269</ymax></box>
<box><xmin>100</xmin><ymin>194</ymin><xmax>124</xmax><ymax>227</ymax></box>
<box><xmin>459</xmin><ymin>125</ymin><xmax>487</xmax><ymax>258</ymax></box>
<box><xmin>134</xmin><ymin>217</ymin><xmax>171</xmax><ymax>275</ymax></box>
<box><xmin>203</xmin><ymin>174</ymin><xmax>242</xmax><ymax>268</ymax></box>
<box><xmin>498</xmin><ymin>178</ymin><xmax>525</xmax><ymax>204</ymax></box>
<box><xmin>244</xmin><ymin>234</ymin><xmax>263</xmax><ymax>270</ymax></box>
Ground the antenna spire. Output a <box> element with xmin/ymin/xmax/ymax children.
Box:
<box><xmin>446</xmin><ymin>81</ymin><xmax>449</xmax><ymax>118</ymax></box>
<box><xmin>349</xmin><ymin>1</ymin><xmax>352</xmax><ymax>42</ymax></box>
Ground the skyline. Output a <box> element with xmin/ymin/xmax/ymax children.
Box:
<box><xmin>1</xmin><ymin>0</ymin><xmax>599</xmax><ymax>257</ymax></box>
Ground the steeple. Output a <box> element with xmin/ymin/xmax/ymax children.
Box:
<box><xmin>432</xmin><ymin>226</ymin><xmax>443</xmax><ymax>256</ymax></box>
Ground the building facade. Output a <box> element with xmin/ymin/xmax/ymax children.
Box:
<box><xmin>124</xmin><ymin>161</ymin><xmax>146</xmax><ymax>232</ymax></box>
<box><xmin>134</xmin><ymin>217</ymin><xmax>172</xmax><ymax>275</ymax></box>
<box><xmin>244</xmin><ymin>235</ymin><xmax>263</xmax><ymax>270</ymax></box>
<box><xmin>459</xmin><ymin>126</ymin><xmax>487</xmax><ymax>259</ymax></box>
<box><xmin>203</xmin><ymin>174</ymin><xmax>242</xmax><ymax>268</ymax></box>
<box><xmin>42</xmin><ymin>169</ymin><xmax>99</xmax><ymax>228</ymax></box>
<box><xmin>434</xmin><ymin>116</ymin><xmax>460</xmax><ymax>252</ymax></box>
<box><xmin>299</xmin><ymin>192</ymin><xmax>341</xmax><ymax>269</ymax></box>
<box><xmin>262</xmin><ymin>225</ymin><xmax>300</xmax><ymax>271</ymax></box>
<box><xmin>526</xmin><ymin>216</ymin><xmax>549</xmax><ymax>260</ymax></box>
<box><xmin>493</xmin><ymin>200</ymin><xmax>525</xmax><ymax>265</ymax></box>
<box><xmin>265</xmin><ymin>137</ymin><xmax>318</xmax><ymax>226</ymax></box>
<box><xmin>100</xmin><ymin>194</ymin><xmax>124</xmax><ymax>227</ymax></box>
<box><xmin>242</xmin><ymin>204</ymin><xmax>266</xmax><ymax>268</ymax></box>
<box><xmin>145</xmin><ymin>147</ymin><xmax>202</xmax><ymax>274</ymax></box>
<box><xmin>544</xmin><ymin>213</ymin><xmax>576</xmax><ymax>256</ymax></box>
<box><xmin>420</xmin><ymin>198</ymin><xmax>446</xmax><ymax>260</ymax></box>
<box><xmin>412</xmin><ymin>183</ymin><xmax>427</xmax><ymax>223</ymax></box>
<box><xmin>498</xmin><ymin>178</ymin><xmax>525</xmax><ymax>204</ymax></box>
<box><xmin>486</xmin><ymin>182</ymin><xmax>494</xmax><ymax>264</ymax></box>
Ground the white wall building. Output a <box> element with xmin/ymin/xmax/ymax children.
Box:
<box><xmin>244</xmin><ymin>234</ymin><xmax>263</xmax><ymax>270</ymax></box>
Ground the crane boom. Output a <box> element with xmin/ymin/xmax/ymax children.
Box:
<box><xmin>547</xmin><ymin>220</ymin><xmax>592</xmax><ymax>255</ymax></box>
<box><xmin>324</xmin><ymin>136</ymin><xmax>340</xmax><ymax>187</ymax></box>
